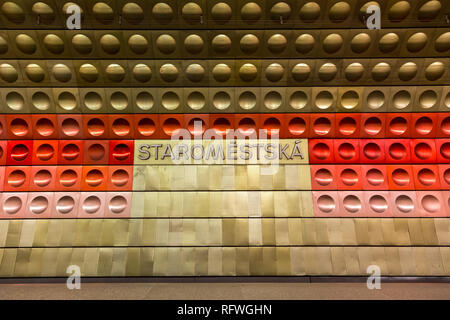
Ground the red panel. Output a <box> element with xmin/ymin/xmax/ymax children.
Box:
<box><xmin>385</xmin><ymin>139</ymin><xmax>411</xmax><ymax>163</ymax></box>
<box><xmin>0</xmin><ymin>167</ymin><xmax>4</xmax><ymax>192</ymax></box>
<box><xmin>107</xmin><ymin>166</ymin><xmax>133</xmax><ymax>191</ymax></box>
<box><xmin>1</xmin><ymin>193</ymin><xmax>28</xmax><ymax>219</ymax></box>
<box><xmin>6</xmin><ymin>140</ymin><xmax>33</xmax><ymax>165</ymax></box>
<box><xmin>55</xmin><ymin>166</ymin><xmax>82</xmax><ymax>191</ymax></box>
<box><xmin>334</xmin><ymin>139</ymin><xmax>360</xmax><ymax>163</ymax></box>
<box><xmin>416</xmin><ymin>191</ymin><xmax>446</xmax><ymax>217</ymax></box>
<box><xmin>32</xmin><ymin>140</ymin><xmax>58</xmax><ymax>165</ymax></box>
<box><xmin>0</xmin><ymin>115</ymin><xmax>7</xmax><ymax>139</ymax></box>
<box><xmin>437</xmin><ymin>113</ymin><xmax>450</xmax><ymax>138</ymax></box>
<box><xmin>77</xmin><ymin>192</ymin><xmax>105</xmax><ymax>218</ymax></box>
<box><xmin>184</xmin><ymin>114</ymin><xmax>210</xmax><ymax>138</ymax></box>
<box><xmin>4</xmin><ymin>166</ymin><xmax>30</xmax><ymax>192</ymax></box>
<box><xmin>386</xmin><ymin>113</ymin><xmax>411</xmax><ymax>138</ymax></box>
<box><xmin>310</xmin><ymin>165</ymin><xmax>337</xmax><ymax>190</ymax></box>
<box><xmin>234</xmin><ymin>114</ymin><xmax>261</xmax><ymax>138</ymax></box>
<box><xmin>0</xmin><ymin>140</ymin><xmax>7</xmax><ymax>165</ymax></box>
<box><xmin>438</xmin><ymin>165</ymin><xmax>450</xmax><ymax>189</ymax></box>
<box><xmin>25</xmin><ymin>193</ymin><xmax>54</xmax><ymax>218</ymax></box>
<box><xmin>338</xmin><ymin>191</ymin><xmax>366</xmax><ymax>216</ymax></box>
<box><xmin>260</xmin><ymin>114</ymin><xmax>285</xmax><ymax>138</ymax></box>
<box><xmin>361</xmin><ymin>165</ymin><xmax>389</xmax><ymax>190</ymax></box>
<box><xmin>133</xmin><ymin>114</ymin><xmax>161</xmax><ymax>139</ymax></box>
<box><xmin>360</xmin><ymin>139</ymin><xmax>386</xmax><ymax>163</ymax></box>
<box><xmin>436</xmin><ymin>139</ymin><xmax>450</xmax><ymax>163</ymax></box>
<box><xmin>413</xmin><ymin>165</ymin><xmax>440</xmax><ymax>190</ymax></box>
<box><xmin>83</xmin><ymin>140</ymin><xmax>109</xmax><ymax>165</ymax></box>
<box><xmin>308</xmin><ymin>139</ymin><xmax>334</xmax><ymax>163</ymax></box>
<box><xmin>57</xmin><ymin>114</ymin><xmax>83</xmax><ymax>139</ymax></box>
<box><xmin>284</xmin><ymin>114</ymin><xmax>310</xmax><ymax>138</ymax></box>
<box><xmin>387</xmin><ymin>165</ymin><xmax>415</xmax><ymax>190</ymax></box>
<box><xmin>360</xmin><ymin>114</ymin><xmax>386</xmax><ymax>138</ymax></box>
<box><xmin>309</xmin><ymin>114</ymin><xmax>335</xmax><ymax>138</ymax></box>
<box><xmin>104</xmin><ymin>192</ymin><xmax>132</xmax><ymax>218</ymax></box>
<box><xmin>159</xmin><ymin>114</ymin><xmax>185</xmax><ymax>139</ymax></box>
<box><xmin>109</xmin><ymin>140</ymin><xmax>134</xmax><ymax>165</ymax></box>
<box><xmin>209</xmin><ymin>114</ymin><xmax>234</xmax><ymax>138</ymax></box>
<box><xmin>108</xmin><ymin>115</ymin><xmax>135</xmax><ymax>139</ymax></box>
<box><xmin>335</xmin><ymin>113</ymin><xmax>361</xmax><ymax>138</ymax></box>
<box><xmin>31</xmin><ymin>114</ymin><xmax>58</xmax><ymax>139</ymax></box>
<box><xmin>58</xmin><ymin>140</ymin><xmax>84</xmax><ymax>165</ymax></box>
<box><xmin>410</xmin><ymin>139</ymin><xmax>437</xmax><ymax>163</ymax></box>
<box><xmin>29</xmin><ymin>166</ymin><xmax>57</xmax><ymax>191</ymax></box>
<box><xmin>82</xmin><ymin>114</ymin><xmax>109</xmax><ymax>139</ymax></box>
<box><xmin>51</xmin><ymin>192</ymin><xmax>80</xmax><ymax>218</ymax></box>
<box><xmin>336</xmin><ymin>165</ymin><xmax>363</xmax><ymax>190</ymax></box>
<box><xmin>389</xmin><ymin>191</ymin><xmax>418</xmax><ymax>217</ymax></box>
<box><xmin>312</xmin><ymin>191</ymin><xmax>340</xmax><ymax>216</ymax></box>
<box><xmin>363</xmin><ymin>191</ymin><xmax>392</xmax><ymax>217</ymax></box>
<box><xmin>81</xmin><ymin>166</ymin><xmax>108</xmax><ymax>191</ymax></box>
<box><xmin>412</xmin><ymin>113</ymin><xmax>438</xmax><ymax>138</ymax></box>
<box><xmin>6</xmin><ymin>114</ymin><xmax>32</xmax><ymax>139</ymax></box>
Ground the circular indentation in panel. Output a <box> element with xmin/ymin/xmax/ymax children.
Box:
<box><xmin>291</xmin><ymin>63</ymin><xmax>311</xmax><ymax>82</ymax></box>
<box><xmin>363</xmin><ymin>142</ymin><xmax>381</xmax><ymax>160</ymax></box>
<box><xmin>351</xmin><ymin>33</ymin><xmax>371</xmax><ymax>53</ymax></box>
<box><xmin>112</xmin><ymin>143</ymin><xmax>131</xmax><ymax>161</ymax></box>
<box><xmin>4</xmin><ymin>196</ymin><xmax>22</xmax><ymax>215</ymax></box>
<box><xmin>379</xmin><ymin>33</ymin><xmax>399</xmax><ymax>53</ymax></box>
<box><xmin>389</xmin><ymin>143</ymin><xmax>407</xmax><ymax>160</ymax></box>
<box><xmin>110</xmin><ymin>91</ymin><xmax>128</xmax><ymax>111</ymax></box>
<box><xmin>392</xmin><ymin>90</ymin><xmax>411</xmax><ymax>109</ymax></box>
<box><xmin>238</xmin><ymin>118</ymin><xmax>256</xmax><ymax>135</ymax></box>
<box><xmin>240</xmin><ymin>34</ymin><xmax>259</xmax><ymax>54</ymax></box>
<box><xmin>392</xmin><ymin>168</ymin><xmax>410</xmax><ymax>186</ymax></box>
<box><xmin>340</xmin><ymin>168</ymin><xmax>358</xmax><ymax>186</ymax></box>
<box><xmin>288</xmin><ymin>117</ymin><xmax>306</xmax><ymax>135</ymax></box>
<box><xmin>156</xmin><ymin>34</ymin><xmax>176</xmax><ymax>54</ymax></box>
<box><xmin>60</xmin><ymin>169</ymin><xmax>77</xmax><ymax>187</ymax></box>
<box><xmin>418</xmin><ymin>168</ymin><xmax>436</xmax><ymax>186</ymax></box>
<box><xmin>441</xmin><ymin>117</ymin><xmax>450</xmax><ymax>135</ymax></box>
<box><xmin>435</xmin><ymin>32</ymin><xmax>450</xmax><ymax>52</ymax></box>
<box><xmin>441</xmin><ymin>142</ymin><xmax>450</xmax><ymax>159</ymax></box>
<box><xmin>267</xmin><ymin>34</ymin><xmax>287</xmax><ymax>53</ymax></box>
<box><xmin>299</xmin><ymin>2</ymin><xmax>321</xmax><ymax>22</ymax></box>
<box><xmin>82</xmin><ymin>196</ymin><xmax>101</xmax><ymax>214</ymax></box>
<box><xmin>105</xmin><ymin>63</ymin><xmax>125</xmax><ymax>82</ymax></box>
<box><xmin>56</xmin><ymin>196</ymin><xmax>75</xmax><ymax>214</ymax></box>
<box><xmin>88</xmin><ymin>143</ymin><xmax>105</xmax><ymax>161</ymax></box>
<box><xmin>184</xmin><ymin>34</ymin><xmax>204</xmax><ymax>54</ymax></box>
<box><xmin>79</xmin><ymin>63</ymin><xmax>98</xmax><ymax>82</ymax></box>
<box><xmin>264</xmin><ymin>91</ymin><xmax>282</xmax><ymax>110</ymax></box>
<box><xmin>109</xmin><ymin>196</ymin><xmax>127</xmax><ymax>214</ymax></box>
<box><xmin>407</xmin><ymin>32</ymin><xmax>428</xmax><ymax>53</ymax></box>
<box><xmin>341</xmin><ymin>91</ymin><xmax>359</xmax><ymax>110</ymax></box>
<box><xmin>15</xmin><ymin>34</ymin><xmax>36</xmax><ymax>54</ymax></box>
<box><xmin>213</xmin><ymin>91</ymin><xmax>231</xmax><ymax>110</ymax></box>
<box><xmin>52</xmin><ymin>64</ymin><xmax>72</xmax><ymax>83</ymax></box>
<box><xmin>159</xmin><ymin>63</ymin><xmax>179</xmax><ymax>82</ymax></box>
<box><xmin>318</xmin><ymin>63</ymin><xmax>337</xmax><ymax>82</ymax></box>
<box><xmin>366</xmin><ymin>168</ymin><xmax>384</xmax><ymax>186</ymax></box>
<box><xmin>345</xmin><ymin>63</ymin><xmax>364</xmax><ymax>82</ymax></box>
<box><xmin>1</xmin><ymin>2</ymin><xmax>25</xmax><ymax>23</ymax></box>
<box><xmin>111</xmin><ymin>169</ymin><xmax>129</xmax><ymax>187</ymax></box>
<box><xmin>444</xmin><ymin>169</ymin><xmax>450</xmax><ymax>185</ymax></box>
<box><xmin>338</xmin><ymin>117</ymin><xmax>356</xmax><ymax>135</ymax></box>
<box><xmin>371</xmin><ymin>62</ymin><xmax>391</xmax><ymax>81</ymax></box>
<box><xmin>364</xmin><ymin>117</ymin><xmax>382</xmax><ymax>135</ymax></box>
<box><xmin>136</xmin><ymin>91</ymin><xmax>154</xmax><ymax>110</ymax></box>
<box><xmin>137</xmin><ymin>118</ymin><xmax>155</xmax><ymax>136</ymax></box>
<box><xmin>270</xmin><ymin>2</ymin><xmax>291</xmax><ymax>21</ymax></box>
<box><xmin>211</xmin><ymin>2</ymin><xmax>232</xmax><ymax>23</ymax></box>
<box><xmin>72</xmin><ymin>34</ymin><xmax>93</xmax><ymax>54</ymax></box>
<box><xmin>87</xmin><ymin>118</ymin><xmax>105</xmax><ymax>137</ymax></box>
<box><xmin>185</xmin><ymin>63</ymin><xmax>205</xmax><ymax>82</ymax></box>
<box><xmin>182</xmin><ymin>2</ymin><xmax>203</xmax><ymax>23</ymax></box>
<box><xmin>187</xmin><ymin>91</ymin><xmax>206</xmax><ymax>110</ymax></box>
<box><xmin>315</xmin><ymin>91</ymin><xmax>333</xmax><ymax>110</ymax></box>
<box><xmin>187</xmin><ymin>118</ymin><xmax>206</xmax><ymax>135</ymax></box>
<box><xmin>92</xmin><ymin>2</ymin><xmax>114</xmax><ymax>24</ymax></box>
<box><xmin>162</xmin><ymin>118</ymin><xmax>181</xmax><ymax>135</ymax></box>
<box><xmin>212</xmin><ymin>63</ymin><xmax>231</xmax><ymax>82</ymax></box>
<box><xmin>0</xmin><ymin>35</ymin><xmax>8</xmax><ymax>54</ymax></box>
<box><xmin>161</xmin><ymin>91</ymin><xmax>180</xmax><ymax>110</ymax></box>
<box><xmin>128</xmin><ymin>34</ymin><xmax>148</xmax><ymax>54</ymax></box>
<box><xmin>415</xmin><ymin>116</ymin><xmax>433</xmax><ymax>135</ymax></box>
<box><xmin>338</xmin><ymin>143</ymin><xmax>356</xmax><ymax>160</ymax></box>
<box><xmin>367</xmin><ymin>90</ymin><xmax>385</xmax><ymax>110</ymax></box>
<box><xmin>133</xmin><ymin>63</ymin><xmax>152</xmax><ymax>83</ymax></box>
<box><xmin>312</xmin><ymin>142</ymin><xmax>330</xmax><ymax>159</ymax></box>
<box><xmin>62</xmin><ymin>143</ymin><xmax>80</xmax><ymax>161</ymax></box>
<box><xmin>398</xmin><ymin>62</ymin><xmax>417</xmax><ymax>81</ymax></box>
<box><xmin>112</xmin><ymin>118</ymin><xmax>131</xmax><ymax>136</ymax></box>
<box><xmin>323</xmin><ymin>33</ymin><xmax>343</xmax><ymax>53</ymax></box>
<box><xmin>317</xmin><ymin>195</ymin><xmax>335</xmax><ymax>213</ymax></box>
<box><xmin>418</xmin><ymin>0</ymin><xmax>441</xmax><ymax>21</ymax></box>
<box><xmin>289</xmin><ymin>91</ymin><xmax>307</xmax><ymax>110</ymax></box>
<box><xmin>213</xmin><ymin>118</ymin><xmax>232</xmax><ymax>135</ymax></box>
<box><xmin>8</xmin><ymin>169</ymin><xmax>26</xmax><ymax>187</ymax></box>
<box><xmin>61</xmin><ymin>118</ymin><xmax>80</xmax><ymax>137</ymax></box>
<box><xmin>85</xmin><ymin>169</ymin><xmax>104</xmax><ymax>187</ymax></box>
<box><xmin>369</xmin><ymin>195</ymin><xmax>387</xmax><ymax>213</ymax></box>
<box><xmin>0</xmin><ymin>63</ymin><xmax>18</xmax><ymax>83</ymax></box>
<box><xmin>314</xmin><ymin>168</ymin><xmax>332</xmax><ymax>186</ymax></box>
<box><xmin>395</xmin><ymin>195</ymin><xmax>413</xmax><ymax>213</ymax></box>
<box><xmin>43</xmin><ymin>34</ymin><xmax>64</xmax><ymax>54</ymax></box>
<box><xmin>212</xmin><ymin>34</ymin><xmax>231</xmax><ymax>53</ymax></box>
<box><xmin>425</xmin><ymin>62</ymin><xmax>445</xmax><ymax>81</ymax></box>
<box><xmin>263</xmin><ymin>117</ymin><xmax>281</xmax><ymax>136</ymax></box>
<box><xmin>389</xmin><ymin>117</ymin><xmax>407</xmax><ymax>135</ymax></box>
<box><xmin>421</xmin><ymin>195</ymin><xmax>440</xmax><ymax>213</ymax></box>
<box><xmin>152</xmin><ymin>2</ymin><xmax>174</xmax><ymax>23</ymax></box>
<box><xmin>329</xmin><ymin>1</ymin><xmax>351</xmax><ymax>22</ymax></box>
<box><xmin>25</xmin><ymin>63</ymin><xmax>45</xmax><ymax>82</ymax></box>
<box><xmin>100</xmin><ymin>34</ymin><xmax>120</xmax><ymax>54</ymax></box>
<box><xmin>122</xmin><ymin>2</ymin><xmax>144</xmax><ymax>24</ymax></box>
<box><xmin>241</xmin><ymin>2</ymin><xmax>262</xmax><ymax>21</ymax></box>
<box><xmin>238</xmin><ymin>91</ymin><xmax>256</xmax><ymax>110</ymax></box>
<box><xmin>388</xmin><ymin>1</ymin><xmax>410</xmax><ymax>21</ymax></box>
<box><xmin>265</xmin><ymin>63</ymin><xmax>284</xmax><ymax>82</ymax></box>
<box><xmin>36</xmin><ymin>141</ymin><xmax>55</xmax><ymax>160</ymax></box>
<box><xmin>6</xmin><ymin>92</ymin><xmax>24</xmax><ymax>111</ymax></box>
<box><xmin>33</xmin><ymin>170</ymin><xmax>51</xmax><ymax>187</ymax></box>
<box><xmin>295</xmin><ymin>34</ymin><xmax>315</xmax><ymax>54</ymax></box>
<box><xmin>343</xmin><ymin>195</ymin><xmax>361</xmax><ymax>213</ymax></box>
<box><xmin>313</xmin><ymin>117</ymin><xmax>331</xmax><ymax>136</ymax></box>
<box><xmin>84</xmin><ymin>91</ymin><xmax>102</xmax><ymax>110</ymax></box>
<box><xmin>10</xmin><ymin>118</ymin><xmax>28</xmax><ymax>137</ymax></box>
<box><xmin>419</xmin><ymin>90</ymin><xmax>437</xmax><ymax>109</ymax></box>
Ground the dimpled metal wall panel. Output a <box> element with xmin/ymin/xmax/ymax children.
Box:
<box><xmin>0</xmin><ymin>0</ymin><xmax>449</xmax><ymax>277</ymax></box>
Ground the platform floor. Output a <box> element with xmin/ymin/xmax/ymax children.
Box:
<box><xmin>0</xmin><ymin>282</ymin><xmax>449</xmax><ymax>300</ymax></box>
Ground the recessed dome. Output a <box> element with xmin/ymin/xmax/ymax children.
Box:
<box><xmin>270</xmin><ymin>2</ymin><xmax>291</xmax><ymax>21</ymax></box>
<box><xmin>211</xmin><ymin>2</ymin><xmax>232</xmax><ymax>23</ymax></box>
<box><xmin>92</xmin><ymin>2</ymin><xmax>114</xmax><ymax>24</ymax></box>
<box><xmin>152</xmin><ymin>2</ymin><xmax>173</xmax><ymax>23</ymax></box>
<box><xmin>329</xmin><ymin>1</ymin><xmax>351</xmax><ymax>22</ymax></box>
<box><xmin>184</xmin><ymin>34</ymin><xmax>204</xmax><ymax>54</ymax></box>
<box><xmin>128</xmin><ymin>34</ymin><xmax>148</xmax><ymax>54</ymax></box>
<box><xmin>299</xmin><ymin>2</ymin><xmax>321</xmax><ymax>22</ymax></box>
<box><xmin>43</xmin><ymin>34</ymin><xmax>65</xmax><ymax>54</ymax></box>
<box><xmin>122</xmin><ymin>2</ymin><xmax>144</xmax><ymax>24</ymax></box>
<box><xmin>72</xmin><ymin>34</ymin><xmax>93</xmax><ymax>54</ymax></box>
<box><xmin>241</xmin><ymin>2</ymin><xmax>262</xmax><ymax>21</ymax></box>
<box><xmin>418</xmin><ymin>0</ymin><xmax>441</xmax><ymax>21</ymax></box>
<box><xmin>388</xmin><ymin>1</ymin><xmax>411</xmax><ymax>22</ymax></box>
<box><xmin>182</xmin><ymin>2</ymin><xmax>203</xmax><ymax>23</ymax></box>
<box><xmin>1</xmin><ymin>2</ymin><xmax>25</xmax><ymax>23</ymax></box>
<box><xmin>32</xmin><ymin>2</ymin><xmax>55</xmax><ymax>24</ymax></box>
